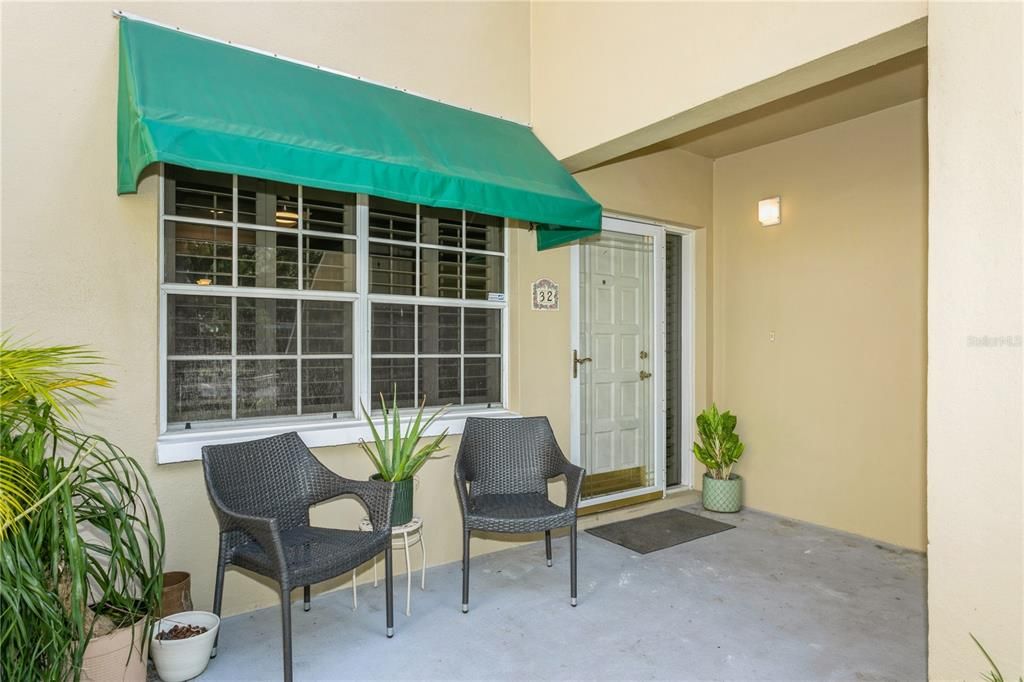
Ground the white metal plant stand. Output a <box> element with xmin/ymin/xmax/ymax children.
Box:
<box><xmin>351</xmin><ymin>516</ymin><xmax>426</xmax><ymax>616</ymax></box>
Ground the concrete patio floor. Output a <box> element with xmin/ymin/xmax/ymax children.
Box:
<box><xmin>197</xmin><ymin>504</ymin><xmax>926</xmax><ymax>681</ymax></box>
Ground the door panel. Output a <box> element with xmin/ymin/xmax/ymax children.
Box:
<box><xmin>578</xmin><ymin>229</ymin><xmax>655</xmax><ymax>499</ymax></box>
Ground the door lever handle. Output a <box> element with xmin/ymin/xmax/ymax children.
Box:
<box><xmin>639</xmin><ymin>370</ymin><xmax>652</xmax><ymax>380</ymax></box>
<box><xmin>573</xmin><ymin>349</ymin><xmax>592</xmax><ymax>378</ymax></box>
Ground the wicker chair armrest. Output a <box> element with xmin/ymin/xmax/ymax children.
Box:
<box><xmin>308</xmin><ymin>467</ymin><xmax>365</xmax><ymax>505</ymax></box>
<box><xmin>214</xmin><ymin>507</ymin><xmax>287</xmax><ymax>576</ymax></box>
<box><xmin>304</xmin><ymin>458</ymin><xmax>394</xmax><ymax>530</ymax></box>
<box><xmin>453</xmin><ymin>466</ymin><xmax>471</xmax><ymax>516</ymax></box>
<box><xmin>553</xmin><ymin>462</ymin><xmax>585</xmax><ymax>511</ymax></box>
<box><xmin>339</xmin><ymin>477</ymin><xmax>395</xmax><ymax>531</ymax></box>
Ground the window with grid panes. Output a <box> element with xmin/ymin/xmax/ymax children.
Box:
<box><xmin>161</xmin><ymin>165</ymin><xmax>506</xmax><ymax>430</ymax></box>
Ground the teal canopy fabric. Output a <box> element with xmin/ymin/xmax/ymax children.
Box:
<box><xmin>117</xmin><ymin>17</ymin><xmax>601</xmax><ymax>249</ymax></box>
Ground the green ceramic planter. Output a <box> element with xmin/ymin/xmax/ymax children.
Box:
<box><xmin>372</xmin><ymin>475</ymin><xmax>414</xmax><ymax>526</ymax></box>
<box><xmin>702</xmin><ymin>474</ymin><xmax>742</xmax><ymax>513</ymax></box>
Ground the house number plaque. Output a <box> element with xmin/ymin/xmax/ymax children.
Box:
<box><xmin>531</xmin><ymin>278</ymin><xmax>559</xmax><ymax>311</ymax></box>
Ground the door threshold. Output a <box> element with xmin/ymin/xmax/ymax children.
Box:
<box><xmin>581</xmin><ymin>467</ymin><xmax>647</xmax><ymax>498</ymax></box>
<box><xmin>578</xmin><ymin>490</ymin><xmax>664</xmax><ymax>516</ymax></box>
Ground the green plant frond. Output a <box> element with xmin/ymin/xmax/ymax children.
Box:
<box><xmin>417</xmin><ymin>401</ymin><xmax>450</xmax><ymax>434</ymax></box>
<box><xmin>359</xmin><ymin>402</ymin><xmax>385</xmax><ymax>451</ymax></box>
<box><xmin>400</xmin><ymin>423</ymin><xmax>450</xmax><ymax>479</ymax></box>
<box><xmin>379</xmin><ymin>392</ymin><xmax>392</xmax><ymax>470</ymax></box>
<box><xmin>971</xmin><ymin>633</ymin><xmax>1021</xmax><ymax>682</ymax></box>
<box><xmin>0</xmin><ymin>465</ymin><xmax>76</xmax><ymax>541</ymax></box>
<box><xmin>391</xmin><ymin>389</ymin><xmax>401</xmax><ymax>478</ymax></box>
<box><xmin>397</xmin><ymin>399</ymin><xmax>451</xmax><ymax>474</ymax></box>
<box><xmin>400</xmin><ymin>397</ymin><xmax>427</xmax><ymax>461</ymax></box>
<box><xmin>0</xmin><ymin>335</ymin><xmax>165</xmax><ymax>681</ymax></box>
<box><xmin>358</xmin><ymin>401</ymin><xmax>389</xmax><ymax>478</ymax></box>
<box><xmin>0</xmin><ymin>456</ymin><xmax>39</xmax><ymax>538</ymax></box>
<box><xmin>360</xmin><ymin>389</ymin><xmax>450</xmax><ymax>481</ymax></box>
<box><xmin>0</xmin><ymin>336</ymin><xmax>114</xmax><ymax>423</ymax></box>
<box><xmin>411</xmin><ymin>429</ymin><xmax>449</xmax><ymax>471</ymax></box>
<box><xmin>357</xmin><ymin>438</ymin><xmax>386</xmax><ymax>477</ymax></box>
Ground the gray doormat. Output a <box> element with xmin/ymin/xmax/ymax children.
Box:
<box><xmin>585</xmin><ymin>508</ymin><xmax>734</xmax><ymax>554</ymax></box>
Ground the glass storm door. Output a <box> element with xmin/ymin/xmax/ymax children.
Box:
<box><xmin>575</xmin><ymin>221</ymin><xmax>660</xmax><ymax>501</ymax></box>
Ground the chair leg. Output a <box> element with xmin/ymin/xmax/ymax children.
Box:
<box><xmin>545</xmin><ymin>530</ymin><xmax>553</xmax><ymax>567</ymax></box>
<box><xmin>280</xmin><ymin>587</ymin><xmax>293</xmax><ymax>682</ymax></box>
<box><xmin>211</xmin><ymin>551</ymin><xmax>226</xmax><ymax>658</ymax></box>
<box><xmin>303</xmin><ymin>585</ymin><xmax>311</xmax><ymax>612</ymax></box>
<box><xmin>384</xmin><ymin>546</ymin><xmax>395</xmax><ymax>638</ymax></box>
<box><xmin>570</xmin><ymin>523</ymin><xmax>578</xmax><ymax>607</ymax></box>
<box><xmin>462</xmin><ymin>528</ymin><xmax>471</xmax><ymax>613</ymax></box>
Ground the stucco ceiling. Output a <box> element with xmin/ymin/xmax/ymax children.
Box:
<box><xmin>658</xmin><ymin>49</ymin><xmax>927</xmax><ymax>160</ymax></box>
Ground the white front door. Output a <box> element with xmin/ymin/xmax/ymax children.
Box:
<box><xmin>572</xmin><ymin>217</ymin><xmax>663</xmax><ymax>503</ymax></box>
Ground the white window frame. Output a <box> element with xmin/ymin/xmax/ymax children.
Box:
<box><xmin>156</xmin><ymin>164</ymin><xmax>514</xmax><ymax>463</ymax></box>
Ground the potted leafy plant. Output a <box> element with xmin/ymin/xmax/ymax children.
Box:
<box><xmin>358</xmin><ymin>392</ymin><xmax>449</xmax><ymax>526</ymax></box>
<box><xmin>693</xmin><ymin>403</ymin><xmax>746</xmax><ymax>513</ymax></box>
<box><xmin>0</xmin><ymin>336</ymin><xmax>165</xmax><ymax>682</ymax></box>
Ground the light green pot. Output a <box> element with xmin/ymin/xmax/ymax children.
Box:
<box><xmin>702</xmin><ymin>474</ymin><xmax>742</xmax><ymax>513</ymax></box>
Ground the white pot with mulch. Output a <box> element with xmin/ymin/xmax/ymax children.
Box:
<box><xmin>149</xmin><ymin>610</ymin><xmax>220</xmax><ymax>682</ymax></box>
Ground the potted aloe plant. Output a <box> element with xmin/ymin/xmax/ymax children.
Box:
<box><xmin>358</xmin><ymin>392</ymin><xmax>449</xmax><ymax>526</ymax></box>
<box><xmin>693</xmin><ymin>403</ymin><xmax>746</xmax><ymax>513</ymax></box>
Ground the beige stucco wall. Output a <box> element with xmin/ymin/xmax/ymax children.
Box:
<box><xmin>112</xmin><ymin>2</ymin><xmax>531</xmax><ymax>123</ymax></box>
<box><xmin>712</xmin><ymin>100</ymin><xmax>928</xmax><ymax>551</ymax></box>
<box><xmin>0</xmin><ymin>1</ymin><xmax>532</xmax><ymax>617</ymax></box>
<box><xmin>926</xmin><ymin>2</ymin><xmax>1023</xmax><ymax>677</ymax></box>
<box><xmin>529</xmin><ymin>1</ymin><xmax>927</xmax><ymax>161</ymax></box>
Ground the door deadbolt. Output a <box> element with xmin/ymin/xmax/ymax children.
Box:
<box><xmin>640</xmin><ymin>350</ymin><xmax>648</xmax><ymax>359</ymax></box>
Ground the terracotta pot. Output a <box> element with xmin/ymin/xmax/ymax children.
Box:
<box><xmin>80</xmin><ymin>617</ymin><xmax>148</xmax><ymax>682</ymax></box>
<box><xmin>160</xmin><ymin>571</ymin><xmax>193</xmax><ymax>617</ymax></box>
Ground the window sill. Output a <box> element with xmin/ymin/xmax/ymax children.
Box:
<box><xmin>156</xmin><ymin>408</ymin><xmax>521</xmax><ymax>464</ymax></box>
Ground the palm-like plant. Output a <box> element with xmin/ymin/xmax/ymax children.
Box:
<box><xmin>693</xmin><ymin>403</ymin><xmax>745</xmax><ymax>480</ymax></box>
<box><xmin>0</xmin><ymin>336</ymin><xmax>164</xmax><ymax>682</ymax></box>
<box><xmin>0</xmin><ymin>337</ymin><xmax>112</xmax><ymax>422</ymax></box>
<box><xmin>358</xmin><ymin>392</ymin><xmax>449</xmax><ymax>481</ymax></box>
<box><xmin>0</xmin><ymin>455</ymin><xmax>38</xmax><ymax>538</ymax></box>
<box><xmin>0</xmin><ymin>340</ymin><xmax>107</xmax><ymax>540</ymax></box>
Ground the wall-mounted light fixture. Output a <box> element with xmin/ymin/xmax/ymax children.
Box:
<box><xmin>275</xmin><ymin>209</ymin><xmax>299</xmax><ymax>228</ymax></box>
<box><xmin>758</xmin><ymin>196</ymin><xmax>781</xmax><ymax>227</ymax></box>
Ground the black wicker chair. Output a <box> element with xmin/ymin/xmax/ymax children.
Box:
<box><xmin>202</xmin><ymin>432</ymin><xmax>395</xmax><ymax>682</ymax></box>
<box><xmin>454</xmin><ymin>417</ymin><xmax>585</xmax><ymax>612</ymax></box>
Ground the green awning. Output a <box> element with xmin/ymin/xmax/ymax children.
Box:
<box><xmin>117</xmin><ymin>16</ymin><xmax>600</xmax><ymax>250</ymax></box>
